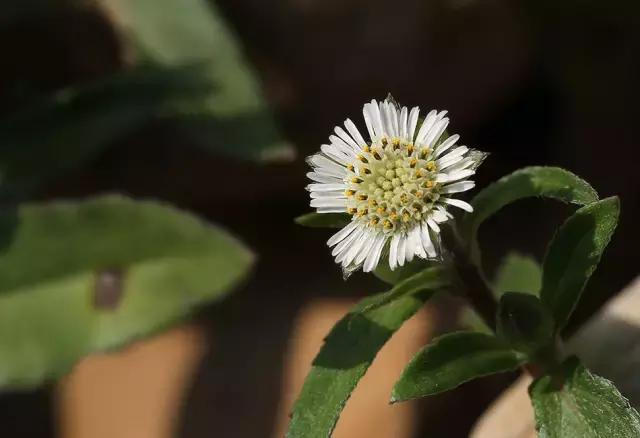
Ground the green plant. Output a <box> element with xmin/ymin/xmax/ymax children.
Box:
<box><xmin>290</xmin><ymin>97</ymin><xmax>638</xmax><ymax>437</ymax></box>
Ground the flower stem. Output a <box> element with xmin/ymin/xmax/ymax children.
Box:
<box><xmin>445</xmin><ymin>228</ymin><xmax>498</xmax><ymax>331</ymax></box>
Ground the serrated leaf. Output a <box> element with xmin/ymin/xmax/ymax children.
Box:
<box><xmin>497</xmin><ymin>293</ymin><xmax>554</xmax><ymax>354</ymax></box>
<box><xmin>460</xmin><ymin>167</ymin><xmax>599</xmax><ymax>262</ymax></box>
<box><xmin>0</xmin><ymin>64</ymin><xmax>213</xmax><ymax>195</ymax></box>
<box><xmin>391</xmin><ymin>332</ymin><xmax>525</xmax><ymax>402</ymax></box>
<box><xmin>0</xmin><ymin>195</ymin><xmax>253</xmax><ymax>389</ymax></box>
<box><xmin>286</xmin><ymin>289</ymin><xmax>440</xmax><ymax>437</ymax></box>
<box><xmin>101</xmin><ymin>0</ymin><xmax>292</xmax><ymax>161</ymax></box>
<box><xmin>493</xmin><ymin>252</ymin><xmax>542</xmax><ymax>297</ymax></box>
<box><xmin>540</xmin><ymin>197</ymin><xmax>619</xmax><ymax>332</ymax></box>
<box><xmin>530</xmin><ymin>357</ymin><xmax>640</xmax><ymax>438</ymax></box>
<box><xmin>294</xmin><ymin>212</ymin><xmax>351</xmax><ymax>229</ymax></box>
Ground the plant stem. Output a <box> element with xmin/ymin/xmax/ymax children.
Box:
<box><xmin>445</xmin><ymin>229</ymin><xmax>498</xmax><ymax>331</ymax></box>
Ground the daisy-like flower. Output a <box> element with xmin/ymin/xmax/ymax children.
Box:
<box><xmin>306</xmin><ymin>96</ymin><xmax>486</xmax><ymax>274</ymax></box>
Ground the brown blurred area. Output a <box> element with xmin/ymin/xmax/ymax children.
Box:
<box><xmin>1</xmin><ymin>0</ymin><xmax>639</xmax><ymax>437</ymax></box>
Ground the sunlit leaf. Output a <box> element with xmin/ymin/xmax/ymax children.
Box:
<box><xmin>392</xmin><ymin>332</ymin><xmax>524</xmax><ymax>401</ymax></box>
<box><xmin>530</xmin><ymin>357</ymin><xmax>640</xmax><ymax>438</ymax></box>
<box><xmin>493</xmin><ymin>252</ymin><xmax>542</xmax><ymax>297</ymax></box>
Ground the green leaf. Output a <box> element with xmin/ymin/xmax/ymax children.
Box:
<box><xmin>460</xmin><ymin>167</ymin><xmax>599</xmax><ymax>261</ymax></box>
<box><xmin>353</xmin><ymin>266</ymin><xmax>448</xmax><ymax>313</ymax></box>
<box><xmin>0</xmin><ymin>64</ymin><xmax>214</xmax><ymax>195</ymax></box>
<box><xmin>373</xmin><ymin>258</ymin><xmax>433</xmax><ymax>285</ymax></box>
<box><xmin>540</xmin><ymin>197</ymin><xmax>620</xmax><ymax>332</ymax></box>
<box><xmin>101</xmin><ymin>0</ymin><xmax>292</xmax><ymax>161</ymax></box>
<box><xmin>530</xmin><ymin>357</ymin><xmax>640</xmax><ymax>438</ymax></box>
<box><xmin>493</xmin><ymin>252</ymin><xmax>542</xmax><ymax>297</ymax></box>
<box><xmin>391</xmin><ymin>332</ymin><xmax>525</xmax><ymax>402</ymax></box>
<box><xmin>497</xmin><ymin>293</ymin><xmax>554</xmax><ymax>354</ymax></box>
<box><xmin>294</xmin><ymin>212</ymin><xmax>350</xmax><ymax>229</ymax></box>
<box><xmin>287</xmin><ymin>289</ymin><xmax>440</xmax><ymax>437</ymax></box>
<box><xmin>0</xmin><ymin>195</ymin><xmax>253</xmax><ymax>389</ymax></box>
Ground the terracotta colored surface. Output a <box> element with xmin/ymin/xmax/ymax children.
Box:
<box><xmin>56</xmin><ymin>298</ymin><xmax>432</xmax><ymax>438</ymax></box>
<box><xmin>57</xmin><ymin>325</ymin><xmax>206</xmax><ymax>438</ymax></box>
<box><xmin>274</xmin><ymin>298</ymin><xmax>433</xmax><ymax>438</ymax></box>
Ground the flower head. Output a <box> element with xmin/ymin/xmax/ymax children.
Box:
<box><xmin>307</xmin><ymin>96</ymin><xmax>485</xmax><ymax>274</ymax></box>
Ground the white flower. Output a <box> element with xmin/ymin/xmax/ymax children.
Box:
<box><xmin>307</xmin><ymin>96</ymin><xmax>485</xmax><ymax>274</ymax></box>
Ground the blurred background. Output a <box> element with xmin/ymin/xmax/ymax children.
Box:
<box><xmin>0</xmin><ymin>0</ymin><xmax>639</xmax><ymax>437</ymax></box>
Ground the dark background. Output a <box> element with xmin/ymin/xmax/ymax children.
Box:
<box><xmin>1</xmin><ymin>0</ymin><xmax>639</xmax><ymax>436</ymax></box>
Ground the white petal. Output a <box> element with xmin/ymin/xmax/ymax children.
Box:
<box><xmin>408</xmin><ymin>107</ymin><xmax>420</xmax><ymax>142</ymax></box>
<box><xmin>427</xmin><ymin>218</ymin><xmax>440</xmax><ymax>233</ymax></box>
<box><xmin>318</xmin><ymin>206</ymin><xmax>349</xmax><ymax>213</ymax></box>
<box><xmin>363</xmin><ymin>104</ymin><xmax>376</xmax><ymax>141</ymax></box>
<box><xmin>431</xmin><ymin>208</ymin><xmax>449</xmax><ymax>223</ymax></box>
<box><xmin>363</xmin><ymin>234</ymin><xmax>386</xmax><ymax>272</ymax></box>
<box><xmin>444</xmin><ymin>169</ymin><xmax>475</xmax><ymax>183</ymax></box>
<box><xmin>344</xmin><ymin>119</ymin><xmax>367</xmax><ymax>147</ymax></box>
<box><xmin>405</xmin><ymin>230</ymin><xmax>416</xmax><ymax>262</ymax></box>
<box><xmin>308</xmin><ymin>154</ymin><xmax>347</xmax><ymax>176</ymax></box>
<box><xmin>332</xmin><ymin>225</ymin><xmax>364</xmax><ymax>256</ymax></box>
<box><xmin>339</xmin><ymin>229</ymin><xmax>370</xmax><ymax>265</ymax></box>
<box><xmin>437</xmin><ymin>146</ymin><xmax>469</xmax><ymax>166</ymax></box>
<box><xmin>434</xmin><ymin>134</ymin><xmax>460</xmax><ymax>158</ymax></box>
<box><xmin>411</xmin><ymin>226</ymin><xmax>427</xmax><ymax>259</ymax></box>
<box><xmin>399</xmin><ymin>107</ymin><xmax>408</xmax><ymax>141</ymax></box>
<box><xmin>415</xmin><ymin>110</ymin><xmax>437</xmax><ymax>145</ymax></box>
<box><xmin>389</xmin><ymin>234</ymin><xmax>400</xmax><ymax>270</ymax></box>
<box><xmin>327</xmin><ymin>221</ymin><xmax>358</xmax><ymax>247</ymax></box>
<box><xmin>420</xmin><ymin>222</ymin><xmax>437</xmax><ymax>258</ymax></box>
<box><xmin>445</xmin><ymin>157</ymin><xmax>475</xmax><ymax>173</ymax></box>
<box><xmin>334</xmin><ymin>126</ymin><xmax>360</xmax><ymax>151</ymax></box>
<box><xmin>370</xmin><ymin>100</ymin><xmax>386</xmax><ymax>139</ymax></box>
<box><xmin>307</xmin><ymin>172</ymin><xmax>342</xmax><ymax>184</ymax></box>
<box><xmin>309</xmin><ymin>191</ymin><xmax>345</xmax><ymax>200</ymax></box>
<box><xmin>383</xmin><ymin>101</ymin><xmax>398</xmax><ymax>138</ymax></box>
<box><xmin>353</xmin><ymin>232</ymin><xmax>377</xmax><ymax>266</ymax></box>
<box><xmin>442</xmin><ymin>181</ymin><xmax>475</xmax><ymax>194</ymax></box>
<box><xmin>311</xmin><ymin>198</ymin><xmax>348</xmax><ymax>208</ymax></box>
<box><xmin>442</xmin><ymin>198</ymin><xmax>474</xmax><ymax>212</ymax></box>
<box><xmin>307</xmin><ymin>183</ymin><xmax>345</xmax><ymax>192</ymax></box>
<box><xmin>424</xmin><ymin>118</ymin><xmax>449</xmax><ymax>147</ymax></box>
<box><xmin>329</xmin><ymin>135</ymin><xmax>358</xmax><ymax>156</ymax></box>
<box><xmin>397</xmin><ymin>235</ymin><xmax>407</xmax><ymax>266</ymax></box>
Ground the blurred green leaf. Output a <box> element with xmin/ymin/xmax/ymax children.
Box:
<box><xmin>497</xmin><ymin>293</ymin><xmax>554</xmax><ymax>354</ymax></box>
<box><xmin>0</xmin><ymin>194</ymin><xmax>253</xmax><ymax>389</ymax></box>
<box><xmin>391</xmin><ymin>332</ymin><xmax>525</xmax><ymax>402</ymax></box>
<box><xmin>294</xmin><ymin>212</ymin><xmax>350</xmax><ymax>229</ymax></box>
<box><xmin>460</xmin><ymin>167</ymin><xmax>599</xmax><ymax>262</ymax></box>
<box><xmin>101</xmin><ymin>0</ymin><xmax>292</xmax><ymax>161</ymax></box>
<box><xmin>459</xmin><ymin>307</ymin><xmax>492</xmax><ymax>334</ymax></box>
<box><xmin>287</xmin><ymin>288</ymin><xmax>438</xmax><ymax>437</ymax></box>
<box><xmin>530</xmin><ymin>357</ymin><xmax>640</xmax><ymax>438</ymax></box>
<box><xmin>540</xmin><ymin>197</ymin><xmax>619</xmax><ymax>332</ymax></box>
<box><xmin>0</xmin><ymin>64</ymin><xmax>214</xmax><ymax>195</ymax></box>
<box><xmin>493</xmin><ymin>252</ymin><xmax>542</xmax><ymax>297</ymax></box>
